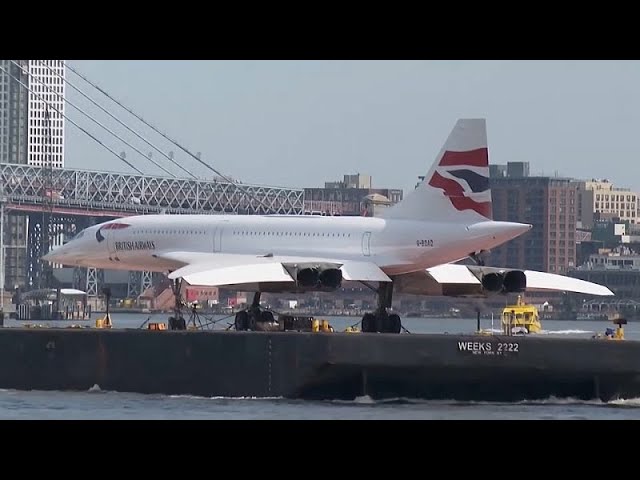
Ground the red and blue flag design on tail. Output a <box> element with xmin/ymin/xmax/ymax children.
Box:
<box><xmin>428</xmin><ymin>147</ymin><xmax>491</xmax><ymax>219</ymax></box>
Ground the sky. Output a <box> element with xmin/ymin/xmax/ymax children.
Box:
<box><xmin>63</xmin><ymin>60</ymin><xmax>640</xmax><ymax>195</ymax></box>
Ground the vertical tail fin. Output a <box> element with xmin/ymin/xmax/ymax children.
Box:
<box><xmin>381</xmin><ymin>118</ymin><xmax>492</xmax><ymax>223</ymax></box>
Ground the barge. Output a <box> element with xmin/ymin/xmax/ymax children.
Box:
<box><xmin>0</xmin><ymin>321</ymin><xmax>638</xmax><ymax>402</ymax></box>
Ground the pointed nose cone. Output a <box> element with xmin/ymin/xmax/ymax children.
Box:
<box><xmin>495</xmin><ymin>221</ymin><xmax>532</xmax><ymax>242</ymax></box>
<box><xmin>42</xmin><ymin>247</ymin><xmax>61</xmax><ymax>263</ymax></box>
<box><xmin>467</xmin><ymin>221</ymin><xmax>532</xmax><ymax>246</ymax></box>
<box><xmin>510</xmin><ymin>222</ymin><xmax>533</xmax><ymax>237</ymax></box>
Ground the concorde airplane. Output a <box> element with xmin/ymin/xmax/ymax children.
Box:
<box><xmin>43</xmin><ymin>119</ymin><xmax>613</xmax><ymax>333</ymax></box>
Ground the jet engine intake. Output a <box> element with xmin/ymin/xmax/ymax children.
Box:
<box><xmin>481</xmin><ymin>270</ymin><xmax>527</xmax><ymax>294</ymax></box>
<box><xmin>481</xmin><ymin>272</ymin><xmax>504</xmax><ymax>292</ymax></box>
<box><xmin>285</xmin><ymin>263</ymin><xmax>343</xmax><ymax>290</ymax></box>
<box><xmin>503</xmin><ymin>269</ymin><xmax>526</xmax><ymax>293</ymax></box>
<box><xmin>318</xmin><ymin>268</ymin><xmax>343</xmax><ymax>289</ymax></box>
<box><xmin>296</xmin><ymin>267</ymin><xmax>320</xmax><ymax>287</ymax></box>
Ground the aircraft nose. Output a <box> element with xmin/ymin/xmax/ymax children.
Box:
<box><xmin>42</xmin><ymin>246</ymin><xmax>62</xmax><ymax>262</ymax></box>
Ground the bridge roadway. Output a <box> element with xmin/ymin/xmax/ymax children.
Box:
<box><xmin>0</xmin><ymin>162</ymin><xmax>305</xmax><ymax>216</ymax></box>
<box><xmin>0</xmin><ymin>163</ymin><xmax>305</xmax><ymax>298</ymax></box>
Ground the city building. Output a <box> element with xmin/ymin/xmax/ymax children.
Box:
<box><xmin>489</xmin><ymin>162</ymin><xmax>530</xmax><ymax>179</ymax></box>
<box><xmin>569</xmin><ymin>246</ymin><xmax>640</xmax><ymax>300</ymax></box>
<box><xmin>325</xmin><ymin>174</ymin><xmax>372</xmax><ymax>190</ymax></box>
<box><xmin>0</xmin><ymin>60</ymin><xmax>66</xmax><ymax>290</ymax></box>
<box><xmin>572</xmin><ymin>179</ymin><xmax>638</xmax><ymax>230</ymax></box>
<box><xmin>304</xmin><ymin>173</ymin><xmax>403</xmax><ymax>216</ymax></box>
<box><xmin>489</xmin><ymin>176</ymin><xmax>577</xmax><ymax>274</ymax></box>
<box><xmin>0</xmin><ymin>60</ymin><xmax>65</xmax><ymax>168</ymax></box>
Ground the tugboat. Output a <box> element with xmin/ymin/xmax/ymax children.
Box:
<box><xmin>501</xmin><ymin>295</ymin><xmax>542</xmax><ymax>334</ymax></box>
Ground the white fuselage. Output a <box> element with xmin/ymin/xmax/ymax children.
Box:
<box><xmin>45</xmin><ymin>214</ymin><xmax>531</xmax><ymax>276</ymax></box>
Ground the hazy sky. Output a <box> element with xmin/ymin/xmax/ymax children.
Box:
<box><xmin>64</xmin><ymin>60</ymin><xmax>640</xmax><ymax>195</ymax></box>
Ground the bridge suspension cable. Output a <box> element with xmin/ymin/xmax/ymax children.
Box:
<box><xmin>63</xmin><ymin>61</ymin><xmax>276</xmax><ymax>214</ymax></box>
<box><xmin>10</xmin><ymin>60</ymin><xmax>177</xmax><ymax>179</ymax></box>
<box><xmin>33</xmin><ymin>60</ymin><xmax>197</xmax><ymax>180</ymax></box>
<box><xmin>0</xmin><ymin>64</ymin><xmax>144</xmax><ymax>175</ymax></box>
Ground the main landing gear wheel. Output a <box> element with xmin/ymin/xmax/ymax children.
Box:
<box><xmin>360</xmin><ymin>282</ymin><xmax>403</xmax><ymax>334</ymax></box>
<box><xmin>361</xmin><ymin>312</ymin><xmax>402</xmax><ymax>333</ymax></box>
<box><xmin>385</xmin><ymin>314</ymin><xmax>402</xmax><ymax>334</ymax></box>
<box><xmin>361</xmin><ymin>313</ymin><xmax>378</xmax><ymax>333</ymax></box>
<box><xmin>235</xmin><ymin>311</ymin><xmax>249</xmax><ymax>331</ymax></box>
<box><xmin>234</xmin><ymin>292</ymin><xmax>280</xmax><ymax>332</ymax></box>
<box><xmin>234</xmin><ymin>309</ymin><xmax>259</xmax><ymax>331</ymax></box>
<box><xmin>235</xmin><ymin>309</ymin><xmax>278</xmax><ymax>331</ymax></box>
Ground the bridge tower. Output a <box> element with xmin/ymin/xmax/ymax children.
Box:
<box><xmin>71</xmin><ymin>217</ymin><xmax>103</xmax><ymax>297</ymax></box>
<box><xmin>39</xmin><ymin>106</ymin><xmax>55</xmax><ymax>289</ymax></box>
<box><xmin>127</xmin><ymin>271</ymin><xmax>153</xmax><ymax>299</ymax></box>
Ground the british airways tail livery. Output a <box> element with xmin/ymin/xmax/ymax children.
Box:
<box><xmin>43</xmin><ymin>118</ymin><xmax>613</xmax><ymax>333</ymax></box>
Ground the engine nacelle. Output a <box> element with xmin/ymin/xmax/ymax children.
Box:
<box><xmin>481</xmin><ymin>270</ymin><xmax>527</xmax><ymax>294</ymax></box>
<box><xmin>481</xmin><ymin>272</ymin><xmax>504</xmax><ymax>292</ymax></box>
<box><xmin>318</xmin><ymin>268</ymin><xmax>343</xmax><ymax>289</ymax></box>
<box><xmin>503</xmin><ymin>270</ymin><xmax>526</xmax><ymax>293</ymax></box>
<box><xmin>296</xmin><ymin>268</ymin><xmax>320</xmax><ymax>287</ymax></box>
<box><xmin>288</xmin><ymin>263</ymin><xmax>343</xmax><ymax>290</ymax></box>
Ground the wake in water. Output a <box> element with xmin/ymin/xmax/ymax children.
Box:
<box><xmin>23</xmin><ymin>388</ymin><xmax>640</xmax><ymax>408</ymax></box>
<box><xmin>2</xmin><ymin>387</ymin><xmax>639</xmax><ymax>411</ymax></box>
<box><xmin>607</xmin><ymin>397</ymin><xmax>640</xmax><ymax>407</ymax></box>
<box><xmin>478</xmin><ymin>328</ymin><xmax>593</xmax><ymax>335</ymax></box>
<box><xmin>538</xmin><ymin>329</ymin><xmax>594</xmax><ymax>335</ymax></box>
<box><xmin>329</xmin><ymin>395</ymin><xmax>640</xmax><ymax>408</ymax></box>
<box><xmin>169</xmin><ymin>394</ymin><xmax>284</xmax><ymax>401</ymax></box>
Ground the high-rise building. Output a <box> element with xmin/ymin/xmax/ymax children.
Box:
<box><xmin>572</xmin><ymin>179</ymin><xmax>638</xmax><ymax>230</ymax></box>
<box><xmin>0</xmin><ymin>60</ymin><xmax>65</xmax><ymax>168</ymax></box>
<box><xmin>489</xmin><ymin>176</ymin><xmax>577</xmax><ymax>274</ymax></box>
<box><xmin>0</xmin><ymin>60</ymin><xmax>65</xmax><ymax>290</ymax></box>
<box><xmin>489</xmin><ymin>161</ymin><xmax>530</xmax><ymax>179</ymax></box>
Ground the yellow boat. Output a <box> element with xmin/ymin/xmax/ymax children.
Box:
<box><xmin>501</xmin><ymin>295</ymin><xmax>542</xmax><ymax>334</ymax></box>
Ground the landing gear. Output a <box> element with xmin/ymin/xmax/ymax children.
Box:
<box><xmin>361</xmin><ymin>311</ymin><xmax>402</xmax><ymax>333</ymax></box>
<box><xmin>470</xmin><ymin>250</ymin><xmax>488</xmax><ymax>266</ymax></box>
<box><xmin>234</xmin><ymin>292</ymin><xmax>279</xmax><ymax>332</ymax></box>
<box><xmin>360</xmin><ymin>282</ymin><xmax>403</xmax><ymax>334</ymax></box>
<box><xmin>234</xmin><ymin>310</ymin><xmax>250</xmax><ymax>331</ymax></box>
<box><xmin>168</xmin><ymin>278</ymin><xmax>186</xmax><ymax>330</ymax></box>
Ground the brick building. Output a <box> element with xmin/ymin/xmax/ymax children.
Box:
<box><xmin>304</xmin><ymin>173</ymin><xmax>403</xmax><ymax>216</ymax></box>
<box><xmin>489</xmin><ymin>176</ymin><xmax>577</xmax><ymax>274</ymax></box>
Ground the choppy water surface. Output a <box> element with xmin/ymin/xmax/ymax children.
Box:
<box><xmin>2</xmin><ymin>314</ymin><xmax>639</xmax><ymax>419</ymax></box>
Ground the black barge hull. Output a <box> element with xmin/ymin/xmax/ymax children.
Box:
<box><xmin>1</xmin><ymin>328</ymin><xmax>639</xmax><ymax>402</ymax></box>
